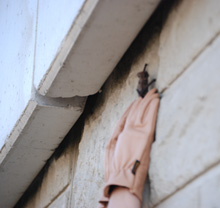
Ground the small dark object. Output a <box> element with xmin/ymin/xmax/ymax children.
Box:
<box><xmin>132</xmin><ymin>160</ymin><xmax>141</xmax><ymax>175</ymax></box>
<box><xmin>137</xmin><ymin>64</ymin><xmax>156</xmax><ymax>98</ymax></box>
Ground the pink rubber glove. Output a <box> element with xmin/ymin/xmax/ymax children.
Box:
<box><xmin>99</xmin><ymin>88</ymin><xmax>160</xmax><ymax>207</ymax></box>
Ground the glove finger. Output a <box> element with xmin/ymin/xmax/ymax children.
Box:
<box><xmin>142</xmin><ymin>97</ymin><xmax>160</xmax><ymax>135</ymax></box>
<box><xmin>110</xmin><ymin>100</ymin><xmax>136</xmax><ymax>140</ymax></box>
<box><xmin>139</xmin><ymin>93</ymin><xmax>159</xmax><ymax>124</ymax></box>
<box><xmin>143</xmin><ymin>88</ymin><xmax>157</xmax><ymax>102</ymax></box>
<box><xmin>125</xmin><ymin>98</ymin><xmax>160</xmax><ymax>175</ymax></box>
<box><xmin>138</xmin><ymin>88</ymin><xmax>158</xmax><ymax>114</ymax></box>
<box><xmin>106</xmin><ymin>100</ymin><xmax>136</xmax><ymax>153</ymax></box>
<box><xmin>105</xmin><ymin>100</ymin><xmax>136</xmax><ymax>181</ymax></box>
<box><xmin>131</xmin><ymin>93</ymin><xmax>159</xmax><ymax>126</ymax></box>
<box><xmin>126</xmin><ymin>89</ymin><xmax>158</xmax><ymax>125</ymax></box>
<box><xmin>137</xmin><ymin>98</ymin><xmax>160</xmax><ymax>166</ymax></box>
<box><xmin>125</xmin><ymin>98</ymin><xmax>142</xmax><ymax>125</ymax></box>
<box><xmin>113</xmin><ymin>98</ymin><xmax>159</xmax><ymax>172</ymax></box>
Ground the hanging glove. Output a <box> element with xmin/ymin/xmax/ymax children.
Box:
<box><xmin>99</xmin><ymin>88</ymin><xmax>160</xmax><ymax>206</ymax></box>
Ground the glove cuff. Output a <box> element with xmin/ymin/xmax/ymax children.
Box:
<box><xmin>104</xmin><ymin>168</ymin><xmax>134</xmax><ymax>197</ymax></box>
<box><xmin>103</xmin><ymin>163</ymin><xmax>147</xmax><ymax>202</ymax></box>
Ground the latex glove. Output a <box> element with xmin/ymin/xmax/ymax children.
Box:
<box><xmin>102</xmin><ymin>88</ymin><xmax>160</xmax><ymax>202</ymax></box>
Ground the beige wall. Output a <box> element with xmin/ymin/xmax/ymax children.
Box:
<box><xmin>17</xmin><ymin>0</ymin><xmax>220</xmax><ymax>207</ymax></box>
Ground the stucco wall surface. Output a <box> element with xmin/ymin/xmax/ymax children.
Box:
<box><xmin>18</xmin><ymin>0</ymin><xmax>220</xmax><ymax>207</ymax></box>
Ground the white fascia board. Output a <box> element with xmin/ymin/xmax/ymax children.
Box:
<box><xmin>0</xmin><ymin>92</ymin><xmax>86</xmax><ymax>208</ymax></box>
<box><xmin>35</xmin><ymin>0</ymin><xmax>161</xmax><ymax>97</ymax></box>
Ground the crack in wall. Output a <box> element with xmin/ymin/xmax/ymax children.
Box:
<box><xmin>152</xmin><ymin>160</ymin><xmax>220</xmax><ymax>207</ymax></box>
<box><xmin>160</xmin><ymin>30</ymin><xmax>220</xmax><ymax>94</ymax></box>
<box><xmin>45</xmin><ymin>184</ymin><xmax>69</xmax><ymax>208</ymax></box>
